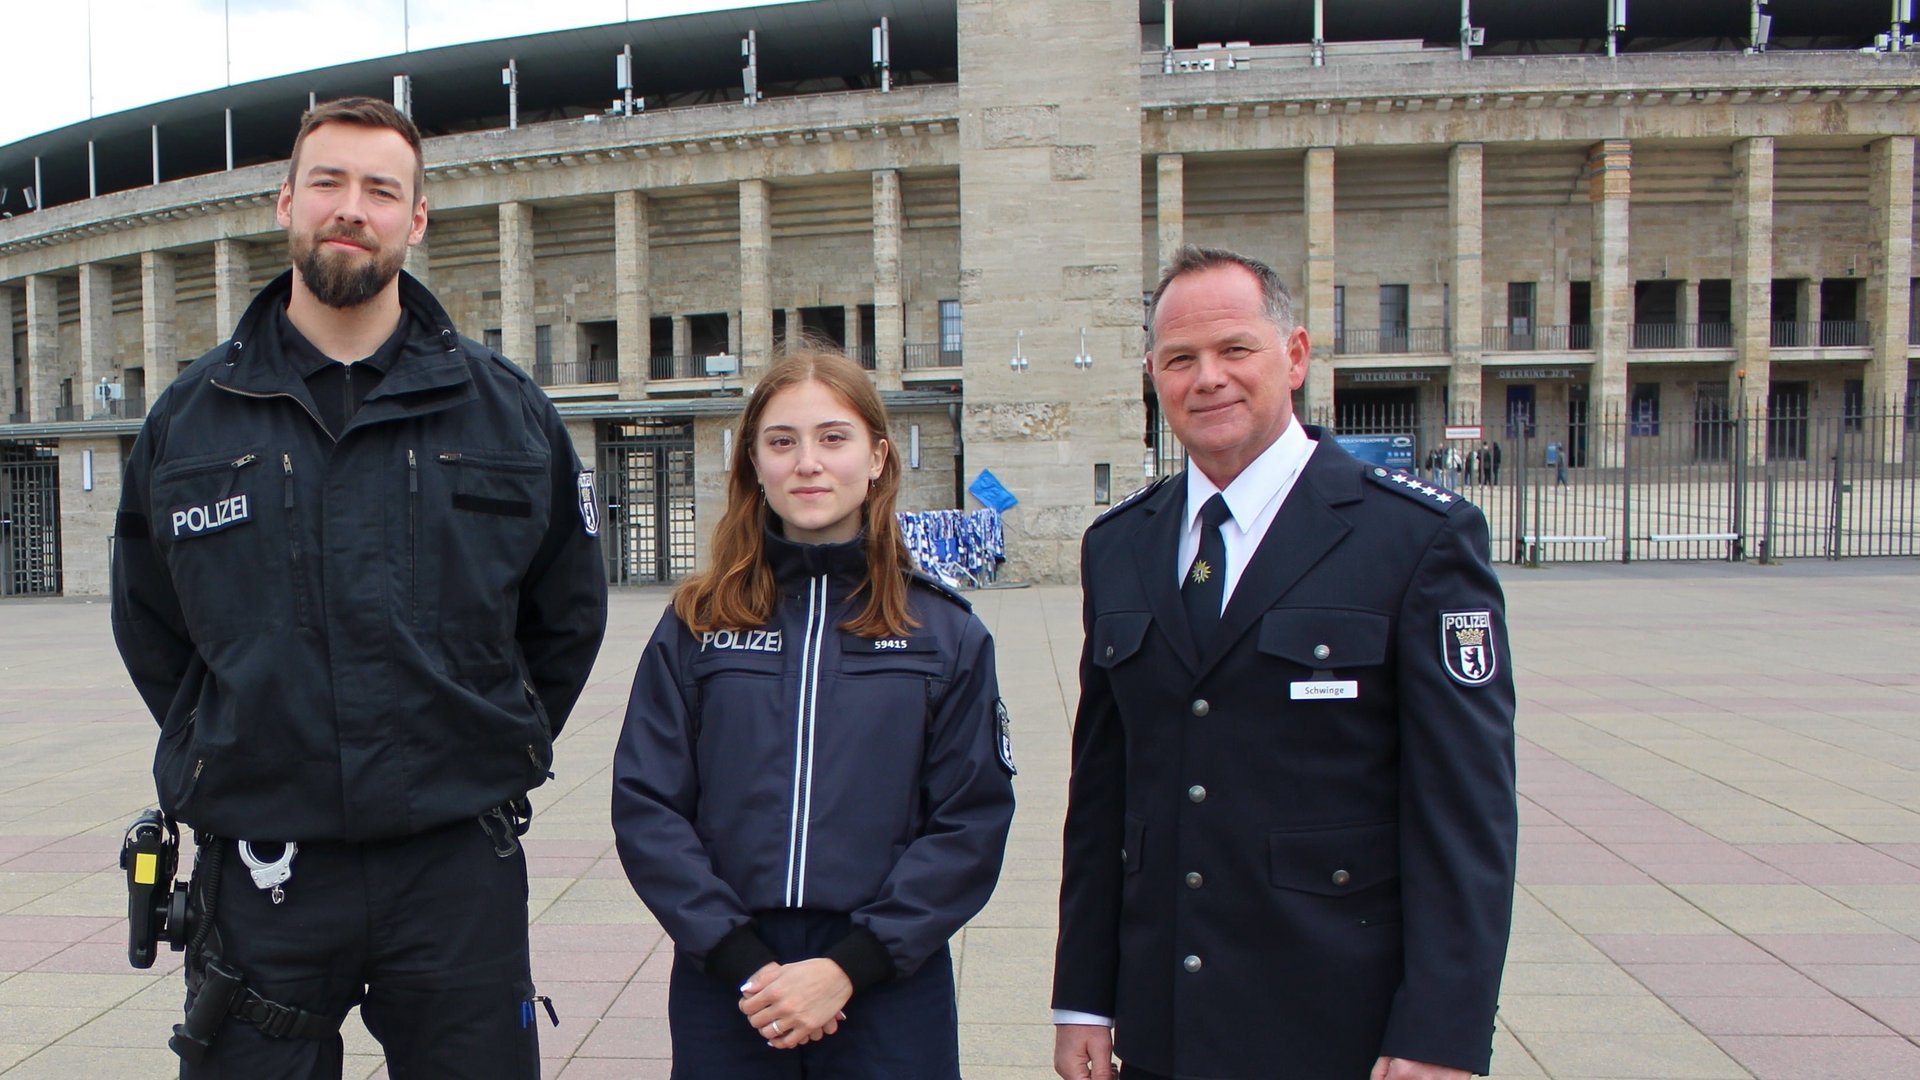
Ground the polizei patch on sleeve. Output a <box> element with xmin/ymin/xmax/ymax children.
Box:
<box><xmin>576</xmin><ymin>470</ymin><xmax>600</xmax><ymax>537</ymax></box>
<box><xmin>995</xmin><ymin>698</ymin><xmax>1017</xmax><ymax>776</ymax></box>
<box><xmin>1440</xmin><ymin>610</ymin><xmax>1498</xmax><ymax>687</ymax></box>
<box><xmin>169</xmin><ymin>495</ymin><xmax>251</xmax><ymax>539</ymax></box>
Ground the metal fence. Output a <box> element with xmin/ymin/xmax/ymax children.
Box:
<box><xmin>904</xmin><ymin>343</ymin><xmax>963</xmax><ymax>370</ymax></box>
<box><xmin>1333</xmin><ymin>327</ymin><xmax>1451</xmax><ymax>355</ymax></box>
<box><xmin>532</xmin><ymin>356</ymin><xmax>618</xmax><ymax>388</ymax></box>
<box><xmin>1304</xmin><ymin>397</ymin><xmax>1918</xmax><ymax>565</ymax></box>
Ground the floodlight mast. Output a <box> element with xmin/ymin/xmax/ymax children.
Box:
<box><xmin>873</xmin><ymin>18</ymin><xmax>892</xmax><ymax>93</ymax></box>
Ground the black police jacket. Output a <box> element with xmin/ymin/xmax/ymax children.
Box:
<box><xmin>111</xmin><ymin>270</ymin><xmax>608</xmax><ymax>843</ymax></box>
<box><xmin>1053</xmin><ymin>432</ymin><xmax>1517</xmax><ymax>1079</ymax></box>
<box><xmin>613</xmin><ymin>530</ymin><xmax>1015</xmax><ymax>991</ymax></box>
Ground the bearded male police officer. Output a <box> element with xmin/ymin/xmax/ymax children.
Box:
<box><xmin>1052</xmin><ymin>246</ymin><xmax>1516</xmax><ymax>1080</ymax></box>
<box><xmin>111</xmin><ymin>97</ymin><xmax>607</xmax><ymax>1078</ymax></box>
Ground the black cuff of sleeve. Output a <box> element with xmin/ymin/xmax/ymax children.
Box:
<box><xmin>824</xmin><ymin>924</ymin><xmax>896</xmax><ymax>992</ymax></box>
<box><xmin>705</xmin><ymin>922</ymin><xmax>779</xmax><ymax>989</ymax></box>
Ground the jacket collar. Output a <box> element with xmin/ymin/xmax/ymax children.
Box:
<box><xmin>764</xmin><ymin>523</ymin><xmax>870</xmax><ymax>593</ymax></box>
<box><xmin>1133</xmin><ymin>426</ymin><xmax>1364</xmax><ymax>677</ymax></box>
<box><xmin>212</xmin><ymin>270</ymin><xmax>477</xmax><ymax>429</ymax></box>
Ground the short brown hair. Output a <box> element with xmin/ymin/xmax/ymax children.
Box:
<box><xmin>1146</xmin><ymin>244</ymin><xmax>1295</xmax><ymax>352</ymax></box>
<box><xmin>672</xmin><ymin>347</ymin><xmax>916</xmax><ymax>639</ymax></box>
<box><xmin>287</xmin><ymin>97</ymin><xmax>426</xmax><ymax>201</ymax></box>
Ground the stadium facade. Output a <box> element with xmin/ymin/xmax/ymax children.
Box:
<box><xmin>3</xmin><ymin>0</ymin><xmax>1918</xmax><ymax>594</ymax></box>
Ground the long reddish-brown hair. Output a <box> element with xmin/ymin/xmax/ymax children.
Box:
<box><xmin>673</xmin><ymin>348</ymin><xmax>917</xmax><ymax>638</ymax></box>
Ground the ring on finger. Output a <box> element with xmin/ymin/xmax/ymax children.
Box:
<box><xmin>769</xmin><ymin>1019</ymin><xmax>781</xmax><ymax>1036</ymax></box>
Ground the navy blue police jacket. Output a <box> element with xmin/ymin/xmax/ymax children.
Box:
<box><xmin>111</xmin><ymin>270</ymin><xmax>608</xmax><ymax>843</ymax></box>
<box><xmin>1052</xmin><ymin>431</ymin><xmax>1517</xmax><ymax>1079</ymax></box>
<box><xmin>613</xmin><ymin>529</ymin><xmax>1015</xmax><ymax>991</ymax></box>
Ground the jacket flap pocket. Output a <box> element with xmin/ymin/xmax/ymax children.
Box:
<box><xmin>1268</xmin><ymin>820</ymin><xmax>1399</xmax><ymax>896</ymax></box>
<box><xmin>1091</xmin><ymin>612</ymin><xmax>1152</xmax><ymax>669</ymax></box>
<box><xmin>1258</xmin><ymin>608</ymin><xmax>1390</xmax><ymax>668</ymax></box>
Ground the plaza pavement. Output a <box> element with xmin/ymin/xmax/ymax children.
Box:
<box><xmin>2</xmin><ymin>559</ymin><xmax>1918</xmax><ymax>1079</ymax></box>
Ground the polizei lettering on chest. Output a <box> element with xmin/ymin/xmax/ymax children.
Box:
<box><xmin>699</xmin><ymin>629</ymin><xmax>784</xmax><ymax>653</ymax></box>
<box><xmin>169</xmin><ymin>494</ymin><xmax>251</xmax><ymax>539</ymax></box>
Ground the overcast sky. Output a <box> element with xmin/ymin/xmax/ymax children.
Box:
<box><xmin>0</xmin><ymin>0</ymin><xmax>787</xmax><ymax>148</ymax></box>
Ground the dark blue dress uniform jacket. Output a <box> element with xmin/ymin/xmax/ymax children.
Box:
<box><xmin>613</xmin><ymin>531</ymin><xmax>1016</xmax><ymax>991</ymax></box>
<box><xmin>111</xmin><ymin>270</ymin><xmax>608</xmax><ymax>843</ymax></box>
<box><xmin>1052</xmin><ymin>431</ymin><xmax>1518</xmax><ymax>1079</ymax></box>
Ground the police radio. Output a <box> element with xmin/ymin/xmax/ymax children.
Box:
<box><xmin>120</xmin><ymin>809</ymin><xmax>195</xmax><ymax>968</ymax></box>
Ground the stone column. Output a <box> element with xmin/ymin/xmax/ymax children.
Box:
<box><xmin>872</xmin><ymin>169</ymin><xmax>904</xmax><ymax>388</ymax></box>
<box><xmin>214</xmin><ymin>239</ymin><xmax>249</xmax><ymax>339</ymax></box>
<box><xmin>672</xmin><ymin>316</ymin><xmax>691</xmax><ymax>368</ymax></box>
<box><xmin>404</xmin><ymin>234</ymin><xmax>430</xmax><ymax>291</ymax></box>
<box><xmin>1302</xmin><ymin>147</ymin><xmax>1337</xmax><ymax>423</ymax></box>
<box><xmin>1868</xmin><ymin>135</ymin><xmax>1914</xmax><ymax>462</ymax></box>
<box><xmin>58</xmin><ymin>437</ymin><xmax>124</xmax><ymax>595</ymax></box>
<box><xmin>957</xmin><ymin>0</ymin><xmax>1144</xmax><ymax>582</ymax></box>
<box><xmin>1156</xmin><ymin>153</ymin><xmax>1184</xmax><ymax>270</ymax></box>
<box><xmin>1589</xmin><ymin>139</ymin><xmax>1632</xmax><ymax>467</ymax></box>
<box><xmin>79</xmin><ymin>263</ymin><xmax>114</xmax><ymax>417</ymax></box>
<box><xmin>1732</xmin><ymin>137</ymin><xmax>1773</xmax><ymax>446</ymax></box>
<box><xmin>739</xmin><ymin>179</ymin><xmax>773</xmax><ymax>379</ymax></box>
<box><xmin>25</xmin><ymin>274</ymin><xmax>58</xmax><ymax>422</ymax></box>
<box><xmin>499</xmin><ymin>201</ymin><xmax>536</xmax><ymax>367</ymax></box>
<box><xmin>614</xmin><ymin>190</ymin><xmax>651</xmax><ymax>399</ymax></box>
<box><xmin>141</xmin><ymin>251</ymin><xmax>179</xmax><ymax>405</ymax></box>
<box><xmin>1448</xmin><ymin>144</ymin><xmax>1484</xmax><ymax>424</ymax></box>
<box><xmin>0</xmin><ymin>287</ymin><xmax>16</xmax><ymax>420</ymax></box>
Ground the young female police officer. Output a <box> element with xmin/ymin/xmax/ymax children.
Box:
<box><xmin>613</xmin><ymin>349</ymin><xmax>1015</xmax><ymax>1079</ymax></box>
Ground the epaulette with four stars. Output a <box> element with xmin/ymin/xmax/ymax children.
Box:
<box><xmin>1363</xmin><ymin>466</ymin><xmax>1464</xmax><ymax>513</ymax></box>
<box><xmin>1090</xmin><ymin>474</ymin><xmax>1171</xmax><ymax>528</ymax></box>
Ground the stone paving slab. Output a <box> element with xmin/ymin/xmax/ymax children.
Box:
<box><xmin>2</xmin><ymin>558</ymin><xmax>1918</xmax><ymax>1077</ymax></box>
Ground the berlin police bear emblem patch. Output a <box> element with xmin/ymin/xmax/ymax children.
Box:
<box><xmin>1440</xmin><ymin>610</ymin><xmax>1498</xmax><ymax>687</ymax></box>
<box><xmin>995</xmin><ymin>698</ymin><xmax>1017</xmax><ymax>776</ymax></box>
<box><xmin>576</xmin><ymin>470</ymin><xmax>600</xmax><ymax>537</ymax></box>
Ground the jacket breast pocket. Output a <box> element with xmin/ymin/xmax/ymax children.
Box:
<box><xmin>152</xmin><ymin>448</ymin><xmax>291</xmax><ymax>641</ymax></box>
<box><xmin>424</xmin><ymin>448</ymin><xmax>550</xmax><ymax>634</ymax></box>
<box><xmin>1257</xmin><ymin>608</ymin><xmax>1390</xmax><ymax>671</ymax></box>
<box><xmin>1090</xmin><ymin>611</ymin><xmax>1151</xmax><ymax>669</ymax></box>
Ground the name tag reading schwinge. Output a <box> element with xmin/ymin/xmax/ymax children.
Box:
<box><xmin>1290</xmin><ymin>680</ymin><xmax>1358</xmax><ymax>701</ymax></box>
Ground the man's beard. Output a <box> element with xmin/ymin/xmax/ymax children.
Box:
<box><xmin>291</xmin><ymin>225</ymin><xmax>407</xmax><ymax>309</ymax></box>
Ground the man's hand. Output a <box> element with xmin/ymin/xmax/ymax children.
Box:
<box><xmin>1371</xmin><ymin>1056</ymin><xmax>1472</xmax><ymax>1080</ymax></box>
<box><xmin>739</xmin><ymin>958</ymin><xmax>852</xmax><ymax>1050</ymax></box>
<box><xmin>1054</xmin><ymin>1023</ymin><xmax>1116</xmax><ymax>1079</ymax></box>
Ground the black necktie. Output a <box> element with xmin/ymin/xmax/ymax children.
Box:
<box><xmin>1183</xmin><ymin>494</ymin><xmax>1230</xmax><ymax>649</ymax></box>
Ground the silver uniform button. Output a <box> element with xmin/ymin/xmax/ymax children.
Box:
<box><xmin>1191</xmin><ymin>699</ymin><xmax>1210</xmax><ymax>717</ymax></box>
<box><xmin>1119</xmin><ymin>848</ymin><xmax>1127</xmax><ymax>863</ymax></box>
<box><xmin>1183</xmin><ymin>954</ymin><xmax>1202</xmax><ymax>973</ymax></box>
<box><xmin>1331</xmin><ymin>869</ymin><xmax>1352</xmax><ymax>887</ymax></box>
<box><xmin>1313</xmin><ymin>644</ymin><xmax>1331</xmax><ymax>661</ymax></box>
<box><xmin>1187</xmin><ymin>784</ymin><xmax>1206</xmax><ymax>803</ymax></box>
<box><xmin>1185</xmin><ymin>871</ymin><xmax>1203</xmax><ymax>888</ymax></box>
<box><xmin>1105</xmin><ymin>645</ymin><xmax>1115</xmax><ymax>659</ymax></box>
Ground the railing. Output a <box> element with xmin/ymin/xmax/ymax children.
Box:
<box><xmin>103</xmin><ymin>390</ymin><xmax>146</xmax><ymax>418</ymax></box>
<box><xmin>904</xmin><ymin>343</ymin><xmax>963</xmax><ymax>370</ymax></box>
<box><xmin>1332</xmin><ymin>327</ymin><xmax>1451</xmax><ymax>355</ymax></box>
<box><xmin>1630</xmin><ymin>322</ymin><xmax>1735</xmax><ymax>349</ymax></box>
<box><xmin>531</xmin><ymin>356</ymin><xmax>618</xmax><ymax>388</ymax></box>
<box><xmin>856</xmin><ymin>343</ymin><xmax>877</xmax><ymax>370</ymax></box>
<box><xmin>6</xmin><ymin>412</ymin><xmax>27</xmax><ymax>424</ymax></box>
<box><xmin>1772</xmin><ymin>320</ymin><xmax>1873</xmax><ymax>348</ymax></box>
<box><xmin>649</xmin><ymin>353</ymin><xmax>706</xmax><ymax>380</ymax></box>
<box><xmin>1481</xmin><ymin>325</ymin><xmax>1593</xmax><ymax>352</ymax></box>
<box><xmin>53</xmin><ymin>404</ymin><xmax>80</xmax><ymax>421</ymax></box>
<box><xmin>1910</xmin><ymin>310</ymin><xmax>1919</xmax><ymax>345</ymax></box>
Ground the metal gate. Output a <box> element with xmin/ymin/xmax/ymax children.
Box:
<box><xmin>1</xmin><ymin>442</ymin><xmax>63</xmax><ymax>596</ymax></box>
<box><xmin>599</xmin><ymin>420</ymin><xmax>698</xmax><ymax>584</ymax></box>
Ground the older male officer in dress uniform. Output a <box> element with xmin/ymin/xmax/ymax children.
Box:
<box><xmin>1052</xmin><ymin>246</ymin><xmax>1517</xmax><ymax>1080</ymax></box>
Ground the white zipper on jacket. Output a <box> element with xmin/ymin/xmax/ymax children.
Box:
<box><xmin>784</xmin><ymin>574</ymin><xmax>830</xmax><ymax>907</ymax></box>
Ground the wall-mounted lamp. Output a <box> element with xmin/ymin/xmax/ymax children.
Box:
<box><xmin>723</xmin><ymin>428</ymin><xmax>734</xmax><ymax>469</ymax></box>
<box><xmin>1009</xmin><ymin>330</ymin><xmax>1029</xmax><ymax>372</ymax></box>
<box><xmin>1073</xmin><ymin>327</ymin><xmax>1094</xmax><ymax>370</ymax></box>
<box><xmin>909</xmin><ymin>423</ymin><xmax>921</xmax><ymax>469</ymax></box>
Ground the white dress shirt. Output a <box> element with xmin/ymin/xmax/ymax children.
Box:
<box><xmin>1054</xmin><ymin>419</ymin><xmax>1318</xmax><ymax>1030</ymax></box>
